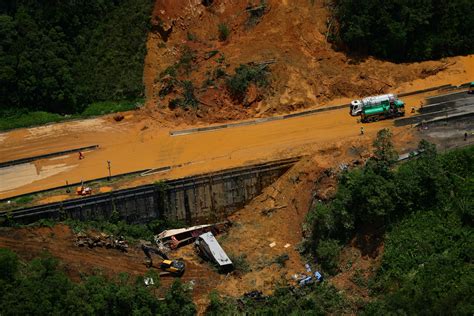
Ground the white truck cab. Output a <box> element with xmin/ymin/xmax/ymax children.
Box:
<box><xmin>350</xmin><ymin>100</ymin><xmax>363</xmax><ymax>116</ymax></box>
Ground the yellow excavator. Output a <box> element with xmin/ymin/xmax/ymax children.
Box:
<box><xmin>141</xmin><ymin>244</ymin><xmax>185</xmax><ymax>277</ymax></box>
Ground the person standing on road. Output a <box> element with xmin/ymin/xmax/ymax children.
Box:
<box><xmin>360</xmin><ymin>126</ymin><xmax>364</xmax><ymax>135</ymax></box>
<box><xmin>465</xmin><ymin>132</ymin><xmax>468</xmax><ymax>141</ymax></box>
<box><xmin>78</xmin><ymin>151</ymin><xmax>84</xmax><ymax>160</ymax></box>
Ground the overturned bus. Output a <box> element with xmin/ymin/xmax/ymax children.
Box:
<box><xmin>195</xmin><ymin>232</ymin><xmax>233</xmax><ymax>272</ymax></box>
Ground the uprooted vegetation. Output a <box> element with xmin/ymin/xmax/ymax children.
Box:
<box><xmin>155</xmin><ymin>44</ymin><xmax>272</xmax><ymax>111</ymax></box>
<box><xmin>226</xmin><ymin>63</ymin><xmax>270</xmax><ymax>105</ymax></box>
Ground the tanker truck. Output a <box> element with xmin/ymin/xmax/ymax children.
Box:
<box><xmin>350</xmin><ymin>94</ymin><xmax>397</xmax><ymax>116</ymax></box>
<box><xmin>360</xmin><ymin>98</ymin><xmax>405</xmax><ymax>123</ymax></box>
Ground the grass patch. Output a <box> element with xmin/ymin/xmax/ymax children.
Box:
<box><xmin>218</xmin><ymin>23</ymin><xmax>230</xmax><ymax>41</ymax></box>
<box><xmin>0</xmin><ymin>111</ymin><xmax>65</xmax><ymax>131</ymax></box>
<box><xmin>0</xmin><ymin>195</ymin><xmax>37</xmax><ymax>213</ymax></box>
<box><xmin>0</xmin><ymin>100</ymin><xmax>143</xmax><ymax>131</ymax></box>
<box><xmin>80</xmin><ymin>100</ymin><xmax>142</xmax><ymax>117</ymax></box>
<box><xmin>12</xmin><ymin>195</ymin><xmax>35</xmax><ymax>205</ymax></box>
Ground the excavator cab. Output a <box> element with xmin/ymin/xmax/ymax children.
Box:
<box><xmin>160</xmin><ymin>260</ymin><xmax>185</xmax><ymax>277</ymax></box>
<box><xmin>141</xmin><ymin>244</ymin><xmax>185</xmax><ymax>277</ymax></box>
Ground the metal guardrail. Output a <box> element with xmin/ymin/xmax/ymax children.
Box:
<box><xmin>0</xmin><ymin>145</ymin><xmax>99</xmax><ymax>168</ymax></box>
<box><xmin>0</xmin><ymin>168</ymin><xmax>151</xmax><ymax>203</ymax></box>
<box><xmin>170</xmin><ymin>83</ymin><xmax>469</xmax><ymax>136</ymax></box>
<box><xmin>395</xmin><ymin>93</ymin><xmax>474</xmax><ymax>126</ymax></box>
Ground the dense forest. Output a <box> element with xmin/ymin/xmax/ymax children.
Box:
<box><xmin>309</xmin><ymin>131</ymin><xmax>473</xmax><ymax>314</ymax></box>
<box><xmin>0</xmin><ymin>0</ymin><xmax>153</xmax><ymax>115</ymax></box>
<box><xmin>206</xmin><ymin>135</ymin><xmax>473</xmax><ymax>314</ymax></box>
<box><xmin>333</xmin><ymin>0</ymin><xmax>474</xmax><ymax>61</ymax></box>
<box><xmin>0</xmin><ymin>249</ymin><xmax>196</xmax><ymax>315</ymax></box>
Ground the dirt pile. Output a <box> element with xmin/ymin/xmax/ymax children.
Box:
<box><xmin>143</xmin><ymin>0</ymin><xmax>473</xmax><ymax>125</ymax></box>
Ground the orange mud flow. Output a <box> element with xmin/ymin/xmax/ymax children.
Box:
<box><xmin>0</xmin><ymin>93</ymin><xmax>430</xmax><ymax>200</ymax></box>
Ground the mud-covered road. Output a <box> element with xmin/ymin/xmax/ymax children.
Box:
<box><xmin>0</xmin><ymin>92</ymin><xmax>436</xmax><ymax>199</ymax></box>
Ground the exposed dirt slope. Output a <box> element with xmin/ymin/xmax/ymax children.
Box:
<box><xmin>143</xmin><ymin>0</ymin><xmax>474</xmax><ymax>125</ymax></box>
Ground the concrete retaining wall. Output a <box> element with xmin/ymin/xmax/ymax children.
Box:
<box><xmin>1</xmin><ymin>158</ymin><xmax>298</xmax><ymax>225</ymax></box>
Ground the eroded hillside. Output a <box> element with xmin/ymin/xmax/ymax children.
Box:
<box><xmin>143</xmin><ymin>0</ymin><xmax>473</xmax><ymax>125</ymax></box>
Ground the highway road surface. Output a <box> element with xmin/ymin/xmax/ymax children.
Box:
<box><xmin>0</xmin><ymin>91</ymin><xmax>466</xmax><ymax>199</ymax></box>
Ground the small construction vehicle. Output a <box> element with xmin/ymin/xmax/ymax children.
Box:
<box><xmin>76</xmin><ymin>180</ymin><xmax>92</xmax><ymax>196</ymax></box>
<box><xmin>141</xmin><ymin>244</ymin><xmax>185</xmax><ymax>277</ymax></box>
<box><xmin>76</xmin><ymin>186</ymin><xmax>92</xmax><ymax>196</ymax></box>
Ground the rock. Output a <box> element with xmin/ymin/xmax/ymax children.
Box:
<box><xmin>113</xmin><ymin>114</ymin><xmax>124</xmax><ymax>122</ymax></box>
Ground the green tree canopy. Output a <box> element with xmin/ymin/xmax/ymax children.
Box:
<box><xmin>334</xmin><ymin>0</ymin><xmax>474</xmax><ymax>61</ymax></box>
<box><xmin>0</xmin><ymin>0</ymin><xmax>153</xmax><ymax>114</ymax></box>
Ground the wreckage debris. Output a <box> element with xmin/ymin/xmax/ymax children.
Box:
<box><xmin>154</xmin><ymin>221</ymin><xmax>230</xmax><ymax>251</ymax></box>
<box><xmin>292</xmin><ymin>263</ymin><xmax>324</xmax><ymax>287</ymax></box>
<box><xmin>243</xmin><ymin>290</ymin><xmax>267</xmax><ymax>301</ymax></box>
<box><xmin>75</xmin><ymin>232</ymin><xmax>128</xmax><ymax>252</ymax></box>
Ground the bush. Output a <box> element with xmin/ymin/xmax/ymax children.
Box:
<box><xmin>206</xmin><ymin>290</ymin><xmax>240</xmax><ymax>315</ymax></box>
<box><xmin>81</xmin><ymin>100</ymin><xmax>141</xmax><ymax>117</ymax></box>
<box><xmin>0</xmin><ymin>249</ymin><xmax>18</xmax><ymax>282</ymax></box>
<box><xmin>315</xmin><ymin>239</ymin><xmax>342</xmax><ymax>275</ymax></box>
<box><xmin>186</xmin><ymin>32</ymin><xmax>197</xmax><ymax>41</ymax></box>
<box><xmin>182</xmin><ymin>80</ymin><xmax>198</xmax><ymax>108</ymax></box>
<box><xmin>228</xmin><ymin>253</ymin><xmax>251</xmax><ymax>273</ymax></box>
<box><xmin>246</xmin><ymin>0</ymin><xmax>267</xmax><ymax>27</ymax></box>
<box><xmin>218</xmin><ymin>23</ymin><xmax>230</xmax><ymax>41</ymax></box>
<box><xmin>178</xmin><ymin>46</ymin><xmax>196</xmax><ymax>75</ymax></box>
<box><xmin>226</xmin><ymin>64</ymin><xmax>269</xmax><ymax>102</ymax></box>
